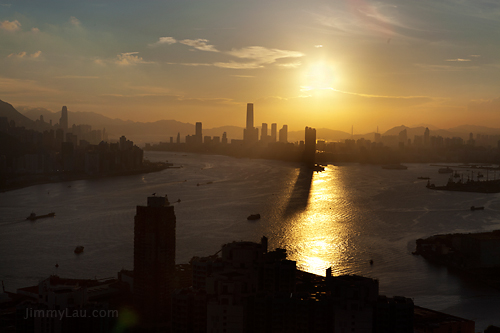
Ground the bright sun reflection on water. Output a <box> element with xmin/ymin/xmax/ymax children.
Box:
<box><xmin>285</xmin><ymin>166</ymin><xmax>352</xmax><ymax>277</ymax></box>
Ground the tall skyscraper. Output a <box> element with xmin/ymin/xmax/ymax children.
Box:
<box><xmin>134</xmin><ymin>196</ymin><xmax>176</xmax><ymax>324</ymax></box>
<box><xmin>246</xmin><ymin>103</ymin><xmax>254</xmax><ymax>129</ymax></box>
<box><xmin>196</xmin><ymin>122</ymin><xmax>203</xmax><ymax>145</ymax></box>
<box><xmin>243</xmin><ymin>103</ymin><xmax>259</xmax><ymax>144</ymax></box>
<box><xmin>304</xmin><ymin>126</ymin><xmax>316</xmax><ymax>167</ymax></box>
<box><xmin>271</xmin><ymin>123</ymin><xmax>277</xmax><ymax>143</ymax></box>
<box><xmin>279</xmin><ymin>125</ymin><xmax>288</xmax><ymax>143</ymax></box>
<box><xmin>59</xmin><ymin>106</ymin><xmax>68</xmax><ymax>131</ymax></box>
<box><xmin>261</xmin><ymin>123</ymin><xmax>268</xmax><ymax>141</ymax></box>
<box><xmin>424</xmin><ymin>127</ymin><xmax>430</xmax><ymax>147</ymax></box>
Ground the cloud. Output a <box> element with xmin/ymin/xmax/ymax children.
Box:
<box><xmin>149</xmin><ymin>36</ymin><xmax>177</xmax><ymax>47</ymax></box>
<box><xmin>115</xmin><ymin>52</ymin><xmax>153</xmax><ymax>65</ymax></box>
<box><xmin>213</xmin><ymin>61</ymin><xmax>264</xmax><ymax>69</ymax></box>
<box><xmin>8</xmin><ymin>51</ymin><xmax>27</xmax><ymax>58</ymax></box>
<box><xmin>277</xmin><ymin>62</ymin><xmax>302</xmax><ymax>69</ymax></box>
<box><xmin>468</xmin><ymin>98</ymin><xmax>500</xmax><ymax>113</ymax></box>
<box><xmin>446</xmin><ymin>58</ymin><xmax>471</xmax><ymax>62</ymax></box>
<box><xmin>179</xmin><ymin>39</ymin><xmax>219</xmax><ymax>52</ymax></box>
<box><xmin>70</xmin><ymin>16</ymin><xmax>81</xmax><ymax>27</ymax></box>
<box><xmin>314</xmin><ymin>45</ymin><xmax>323</xmax><ymax>48</ymax></box>
<box><xmin>227</xmin><ymin>46</ymin><xmax>304</xmax><ymax>64</ymax></box>
<box><xmin>0</xmin><ymin>77</ymin><xmax>59</xmax><ymax>96</ymax></box>
<box><xmin>30</xmin><ymin>51</ymin><xmax>41</xmax><ymax>58</ymax></box>
<box><xmin>1</xmin><ymin>20</ymin><xmax>21</xmax><ymax>32</ymax></box>
<box><xmin>7</xmin><ymin>51</ymin><xmax>41</xmax><ymax>59</ymax></box>
<box><xmin>31</xmin><ymin>27</ymin><xmax>40</xmax><ymax>33</ymax></box>
<box><xmin>55</xmin><ymin>75</ymin><xmax>99</xmax><ymax>79</ymax></box>
<box><xmin>413</xmin><ymin>63</ymin><xmax>478</xmax><ymax>71</ymax></box>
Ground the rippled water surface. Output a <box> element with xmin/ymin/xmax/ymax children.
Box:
<box><xmin>1</xmin><ymin>152</ymin><xmax>500</xmax><ymax>329</ymax></box>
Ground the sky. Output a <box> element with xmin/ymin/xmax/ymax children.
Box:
<box><xmin>1</xmin><ymin>0</ymin><xmax>499</xmax><ymax>133</ymax></box>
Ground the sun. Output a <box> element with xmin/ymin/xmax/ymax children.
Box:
<box><xmin>301</xmin><ymin>62</ymin><xmax>337</xmax><ymax>92</ymax></box>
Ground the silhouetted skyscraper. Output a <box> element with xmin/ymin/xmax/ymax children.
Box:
<box><xmin>279</xmin><ymin>125</ymin><xmax>288</xmax><ymax>143</ymax></box>
<box><xmin>134</xmin><ymin>196</ymin><xmax>176</xmax><ymax>325</ymax></box>
<box><xmin>424</xmin><ymin>127</ymin><xmax>430</xmax><ymax>147</ymax></box>
<box><xmin>243</xmin><ymin>103</ymin><xmax>258</xmax><ymax>144</ymax></box>
<box><xmin>261</xmin><ymin>123</ymin><xmax>268</xmax><ymax>141</ymax></box>
<box><xmin>196</xmin><ymin>122</ymin><xmax>203</xmax><ymax>144</ymax></box>
<box><xmin>304</xmin><ymin>126</ymin><xmax>316</xmax><ymax>167</ymax></box>
<box><xmin>59</xmin><ymin>106</ymin><xmax>68</xmax><ymax>131</ymax></box>
<box><xmin>271</xmin><ymin>123</ymin><xmax>277</xmax><ymax>143</ymax></box>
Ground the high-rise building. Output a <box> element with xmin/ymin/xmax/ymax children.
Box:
<box><xmin>304</xmin><ymin>126</ymin><xmax>316</xmax><ymax>166</ymax></box>
<box><xmin>134</xmin><ymin>196</ymin><xmax>176</xmax><ymax>324</ymax></box>
<box><xmin>424</xmin><ymin>127</ymin><xmax>430</xmax><ymax>147</ymax></box>
<box><xmin>243</xmin><ymin>103</ymin><xmax>259</xmax><ymax>144</ymax></box>
<box><xmin>196</xmin><ymin>122</ymin><xmax>203</xmax><ymax>145</ymax></box>
<box><xmin>261</xmin><ymin>123</ymin><xmax>268</xmax><ymax>142</ymax></box>
<box><xmin>271</xmin><ymin>123</ymin><xmax>277</xmax><ymax>142</ymax></box>
<box><xmin>246</xmin><ymin>103</ymin><xmax>254</xmax><ymax>129</ymax></box>
<box><xmin>59</xmin><ymin>106</ymin><xmax>68</xmax><ymax>131</ymax></box>
<box><xmin>279</xmin><ymin>125</ymin><xmax>288</xmax><ymax>143</ymax></box>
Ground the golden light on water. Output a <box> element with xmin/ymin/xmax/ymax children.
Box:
<box><xmin>285</xmin><ymin>166</ymin><xmax>352</xmax><ymax>277</ymax></box>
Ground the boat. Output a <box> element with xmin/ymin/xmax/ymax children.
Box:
<box><xmin>470</xmin><ymin>206</ymin><xmax>484</xmax><ymax>211</ymax></box>
<box><xmin>26</xmin><ymin>212</ymin><xmax>55</xmax><ymax>221</ymax></box>
<box><xmin>438</xmin><ymin>167</ymin><xmax>453</xmax><ymax>174</ymax></box>
<box><xmin>382</xmin><ymin>164</ymin><xmax>408</xmax><ymax>170</ymax></box>
<box><xmin>247</xmin><ymin>214</ymin><xmax>261</xmax><ymax>220</ymax></box>
<box><xmin>74</xmin><ymin>246</ymin><xmax>84</xmax><ymax>254</ymax></box>
<box><xmin>426</xmin><ymin>178</ymin><xmax>500</xmax><ymax>193</ymax></box>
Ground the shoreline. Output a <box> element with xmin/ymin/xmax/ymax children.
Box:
<box><xmin>0</xmin><ymin>164</ymin><xmax>172</xmax><ymax>193</ymax></box>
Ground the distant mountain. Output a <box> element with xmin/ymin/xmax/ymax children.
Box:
<box><xmin>16</xmin><ymin>101</ymin><xmax>500</xmax><ymax>144</ymax></box>
<box><xmin>0</xmin><ymin>100</ymin><xmax>35</xmax><ymax>128</ymax></box>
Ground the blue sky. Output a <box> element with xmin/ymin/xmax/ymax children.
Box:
<box><xmin>1</xmin><ymin>0</ymin><xmax>499</xmax><ymax>132</ymax></box>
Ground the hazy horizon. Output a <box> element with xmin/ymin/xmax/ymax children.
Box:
<box><xmin>1</xmin><ymin>0</ymin><xmax>499</xmax><ymax>133</ymax></box>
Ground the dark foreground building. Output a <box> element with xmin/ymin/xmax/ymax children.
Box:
<box><xmin>134</xmin><ymin>195</ymin><xmax>176</xmax><ymax>327</ymax></box>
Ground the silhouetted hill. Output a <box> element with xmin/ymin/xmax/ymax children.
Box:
<box><xmin>383</xmin><ymin>125</ymin><xmax>458</xmax><ymax>140</ymax></box>
<box><xmin>0</xmin><ymin>100</ymin><xmax>35</xmax><ymax>128</ymax></box>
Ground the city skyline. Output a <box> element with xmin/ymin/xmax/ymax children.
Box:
<box><xmin>1</xmin><ymin>0</ymin><xmax>499</xmax><ymax>133</ymax></box>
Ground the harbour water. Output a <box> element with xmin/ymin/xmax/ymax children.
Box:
<box><xmin>1</xmin><ymin>151</ymin><xmax>500</xmax><ymax>329</ymax></box>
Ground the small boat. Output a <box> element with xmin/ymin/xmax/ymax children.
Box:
<box><xmin>470</xmin><ymin>206</ymin><xmax>484</xmax><ymax>211</ymax></box>
<box><xmin>247</xmin><ymin>214</ymin><xmax>261</xmax><ymax>220</ymax></box>
<box><xmin>26</xmin><ymin>212</ymin><xmax>55</xmax><ymax>221</ymax></box>
<box><xmin>74</xmin><ymin>246</ymin><xmax>84</xmax><ymax>254</ymax></box>
<box><xmin>369</xmin><ymin>259</ymin><xmax>374</xmax><ymax>265</ymax></box>
<box><xmin>438</xmin><ymin>167</ymin><xmax>453</xmax><ymax>174</ymax></box>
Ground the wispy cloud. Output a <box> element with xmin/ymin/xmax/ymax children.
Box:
<box><xmin>179</xmin><ymin>39</ymin><xmax>219</xmax><ymax>52</ymax></box>
<box><xmin>7</xmin><ymin>51</ymin><xmax>42</xmax><ymax>59</ymax></box>
<box><xmin>115</xmin><ymin>52</ymin><xmax>154</xmax><ymax>65</ymax></box>
<box><xmin>1</xmin><ymin>19</ymin><xmax>21</xmax><ymax>32</ymax></box>
<box><xmin>414</xmin><ymin>63</ymin><xmax>478</xmax><ymax>71</ymax></box>
<box><xmin>446</xmin><ymin>58</ymin><xmax>471</xmax><ymax>62</ymax></box>
<box><xmin>0</xmin><ymin>77</ymin><xmax>59</xmax><ymax>95</ymax></box>
<box><xmin>213</xmin><ymin>61</ymin><xmax>264</xmax><ymax>69</ymax></box>
<box><xmin>227</xmin><ymin>46</ymin><xmax>303</xmax><ymax>64</ymax></box>
<box><xmin>70</xmin><ymin>16</ymin><xmax>81</xmax><ymax>27</ymax></box>
<box><xmin>149</xmin><ymin>36</ymin><xmax>177</xmax><ymax>47</ymax></box>
<box><xmin>55</xmin><ymin>75</ymin><xmax>99</xmax><ymax>79</ymax></box>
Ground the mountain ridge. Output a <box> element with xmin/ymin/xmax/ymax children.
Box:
<box><xmin>4</xmin><ymin>101</ymin><xmax>500</xmax><ymax>144</ymax></box>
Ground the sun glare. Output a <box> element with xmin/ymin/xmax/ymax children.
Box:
<box><xmin>301</xmin><ymin>62</ymin><xmax>337</xmax><ymax>93</ymax></box>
